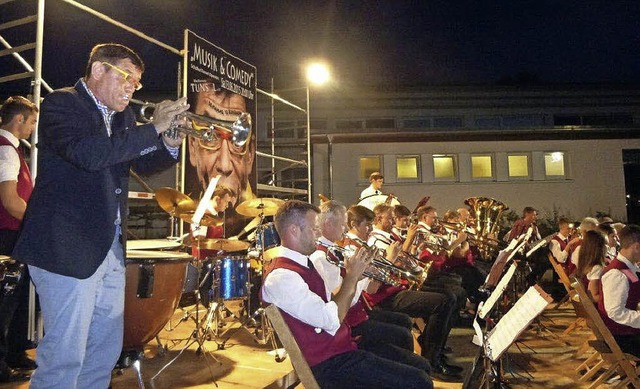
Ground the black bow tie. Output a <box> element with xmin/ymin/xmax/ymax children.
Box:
<box><xmin>307</xmin><ymin>258</ymin><xmax>315</xmax><ymax>270</ymax></box>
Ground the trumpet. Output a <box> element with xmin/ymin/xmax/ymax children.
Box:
<box><xmin>317</xmin><ymin>240</ymin><xmax>417</xmax><ymax>287</ymax></box>
<box><xmin>135</xmin><ymin>100</ymin><xmax>252</xmax><ymax>144</ymax></box>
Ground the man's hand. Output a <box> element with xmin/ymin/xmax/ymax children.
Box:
<box><xmin>343</xmin><ymin>246</ymin><xmax>372</xmax><ymax>280</ymax></box>
<box><xmin>151</xmin><ymin>97</ymin><xmax>190</xmax><ymax>135</ymax></box>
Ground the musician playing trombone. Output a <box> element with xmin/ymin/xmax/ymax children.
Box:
<box><xmin>360</xmin><ymin>204</ymin><xmax>463</xmax><ymax>381</ymax></box>
<box><xmin>312</xmin><ymin>201</ymin><xmax>432</xmax><ymax>366</ymax></box>
<box><xmin>261</xmin><ymin>200</ymin><xmax>434</xmax><ymax>388</ymax></box>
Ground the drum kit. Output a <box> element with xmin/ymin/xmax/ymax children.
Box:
<box><xmin>121</xmin><ymin>187</ymin><xmax>285</xmax><ymax>387</ymax></box>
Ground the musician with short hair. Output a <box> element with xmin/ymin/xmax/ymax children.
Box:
<box><xmin>11</xmin><ymin>43</ymin><xmax>188</xmax><ymax>387</ymax></box>
<box><xmin>0</xmin><ymin>96</ymin><xmax>39</xmax><ymax>382</ymax></box>
<box><xmin>261</xmin><ymin>200</ymin><xmax>434</xmax><ymax>388</ymax></box>
<box><xmin>313</xmin><ymin>201</ymin><xmax>423</xmax><ymax>359</ymax></box>
<box><xmin>359</xmin><ymin>171</ymin><xmax>384</xmax><ymax>199</ymax></box>
<box><xmin>570</xmin><ymin>217</ymin><xmax>600</xmax><ymax>268</ymax></box>
<box><xmin>507</xmin><ymin>206</ymin><xmax>541</xmax><ymax>243</ymax></box>
<box><xmin>363</xmin><ymin>204</ymin><xmax>463</xmax><ymax>381</ymax></box>
<box><xmin>597</xmin><ymin>224</ymin><xmax>640</xmax><ymax>358</ymax></box>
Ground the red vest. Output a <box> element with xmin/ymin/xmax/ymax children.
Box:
<box><xmin>315</xmin><ymin>243</ymin><xmax>369</xmax><ymax>328</ymax></box>
<box><xmin>597</xmin><ymin>258</ymin><xmax>640</xmax><ymax>336</ymax></box>
<box><xmin>0</xmin><ymin>135</ymin><xmax>33</xmax><ymax>230</ymax></box>
<box><xmin>262</xmin><ymin>256</ymin><xmax>357</xmax><ymax>366</ymax></box>
<box><xmin>553</xmin><ymin>235</ymin><xmax>575</xmax><ymax>274</ymax></box>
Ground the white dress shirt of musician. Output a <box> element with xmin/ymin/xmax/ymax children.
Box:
<box><xmin>367</xmin><ymin>204</ymin><xmax>395</xmax><ymax>252</ymax></box>
<box><xmin>262</xmin><ymin>202</ymin><xmax>372</xmax><ymax>337</ymax></box>
<box><xmin>309</xmin><ymin>201</ymin><xmax>373</xmax><ymax>307</ymax></box>
<box><xmin>570</xmin><ymin>217</ymin><xmax>599</xmax><ymax>266</ymax></box>
<box><xmin>360</xmin><ymin>171</ymin><xmax>384</xmax><ymax>199</ymax></box>
<box><xmin>599</xmin><ymin>225</ymin><xmax>640</xmax><ymax>333</ymax></box>
<box><xmin>548</xmin><ymin>218</ymin><xmax>580</xmax><ymax>264</ymax></box>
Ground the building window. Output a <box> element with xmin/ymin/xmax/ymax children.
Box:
<box><xmin>475</xmin><ymin>116</ymin><xmax>501</xmax><ymax>128</ymax></box>
<box><xmin>544</xmin><ymin>152</ymin><xmax>566</xmax><ymax>177</ymax></box>
<box><xmin>359</xmin><ymin>156</ymin><xmax>381</xmax><ymax>180</ymax></box>
<box><xmin>433</xmin><ymin>116</ymin><xmax>463</xmax><ymax>128</ymax></box>
<box><xmin>403</xmin><ymin>118</ymin><xmax>431</xmax><ymax>129</ymax></box>
<box><xmin>433</xmin><ymin>155</ymin><xmax>456</xmax><ymax>180</ymax></box>
<box><xmin>471</xmin><ymin>155</ymin><xmax>493</xmax><ymax>179</ymax></box>
<box><xmin>508</xmin><ymin>154</ymin><xmax>530</xmax><ymax>177</ymax></box>
<box><xmin>397</xmin><ymin>156</ymin><xmax>420</xmax><ymax>180</ymax></box>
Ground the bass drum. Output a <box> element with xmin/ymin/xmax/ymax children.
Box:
<box><xmin>123</xmin><ymin>250</ymin><xmax>191</xmax><ymax>350</ymax></box>
<box><xmin>357</xmin><ymin>194</ymin><xmax>400</xmax><ymax>211</ymax></box>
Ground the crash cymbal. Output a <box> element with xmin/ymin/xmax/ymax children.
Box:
<box><xmin>176</xmin><ymin>210</ymin><xmax>223</xmax><ymax>227</ymax></box>
<box><xmin>235</xmin><ymin>198</ymin><xmax>285</xmax><ymax>217</ymax></box>
<box><xmin>186</xmin><ymin>238</ymin><xmax>250</xmax><ymax>252</ymax></box>
<box><xmin>155</xmin><ymin>187</ymin><xmax>196</xmax><ymax>216</ymax></box>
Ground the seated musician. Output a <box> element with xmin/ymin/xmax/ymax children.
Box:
<box><xmin>597</xmin><ymin>224</ymin><xmax>640</xmax><ymax>358</ymax></box>
<box><xmin>548</xmin><ymin>217</ymin><xmax>581</xmax><ymax>276</ymax></box>
<box><xmin>506</xmin><ymin>206</ymin><xmax>541</xmax><ymax>242</ymax></box>
<box><xmin>361</xmin><ymin>204</ymin><xmax>463</xmax><ymax>381</ymax></box>
<box><xmin>575</xmin><ymin>230</ymin><xmax>607</xmax><ymax>303</ymax></box>
<box><xmin>569</xmin><ymin>217</ymin><xmax>599</xmax><ymax>270</ymax></box>
<box><xmin>313</xmin><ymin>201</ymin><xmax>423</xmax><ymax>358</ymax></box>
<box><xmin>391</xmin><ymin>204</ymin><xmax>412</xmax><ymax>241</ymax></box>
<box><xmin>190</xmin><ymin>185</ymin><xmax>235</xmax><ymax>258</ymax></box>
<box><xmin>261</xmin><ymin>200</ymin><xmax>434</xmax><ymax>388</ymax></box>
<box><xmin>359</xmin><ymin>171</ymin><xmax>384</xmax><ymax>199</ymax></box>
<box><xmin>596</xmin><ymin>222</ymin><xmax>619</xmax><ymax>263</ymax></box>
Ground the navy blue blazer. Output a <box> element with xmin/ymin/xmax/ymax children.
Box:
<box><xmin>13</xmin><ymin>80</ymin><xmax>178</xmax><ymax>279</ymax></box>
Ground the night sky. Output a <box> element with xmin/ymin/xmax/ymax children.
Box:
<box><xmin>1</xmin><ymin>0</ymin><xmax>639</xmax><ymax>98</ymax></box>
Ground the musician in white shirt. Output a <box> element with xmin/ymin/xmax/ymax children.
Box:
<box><xmin>359</xmin><ymin>172</ymin><xmax>384</xmax><ymax>199</ymax></box>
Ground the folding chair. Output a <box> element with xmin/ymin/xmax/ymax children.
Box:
<box><xmin>547</xmin><ymin>253</ymin><xmax>588</xmax><ymax>335</ymax></box>
<box><xmin>572</xmin><ymin>279</ymin><xmax>640</xmax><ymax>388</ymax></box>
<box><xmin>264</xmin><ymin>304</ymin><xmax>320</xmax><ymax>389</ymax></box>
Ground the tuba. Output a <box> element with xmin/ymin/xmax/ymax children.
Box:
<box><xmin>464</xmin><ymin>197</ymin><xmax>509</xmax><ymax>261</ymax></box>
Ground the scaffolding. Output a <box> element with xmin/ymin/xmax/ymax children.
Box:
<box><xmin>0</xmin><ymin>0</ymin><xmax>311</xmax><ymax>203</ymax></box>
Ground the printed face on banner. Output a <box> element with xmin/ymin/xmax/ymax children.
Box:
<box><xmin>188</xmin><ymin>81</ymin><xmax>255</xmax><ymax>208</ymax></box>
<box><xmin>185</xmin><ymin>32</ymin><xmax>257</xmax><ymax>237</ymax></box>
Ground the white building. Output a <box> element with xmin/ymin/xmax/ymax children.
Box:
<box><xmin>257</xmin><ymin>84</ymin><xmax>640</xmax><ymax>223</ymax></box>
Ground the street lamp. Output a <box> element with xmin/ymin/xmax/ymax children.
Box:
<box><xmin>304</xmin><ymin>62</ymin><xmax>330</xmax><ymax>201</ymax></box>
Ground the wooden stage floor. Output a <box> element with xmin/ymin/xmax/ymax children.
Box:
<box><xmin>0</xmin><ymin>299</ymin><xmax>624</xmax><ymax>388</ymax></box>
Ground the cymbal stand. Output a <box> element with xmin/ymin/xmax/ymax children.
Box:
<box><xmin>150</xmin><ymin>237</ymin><xmax>221</xmax><ymax>386</ymax></box>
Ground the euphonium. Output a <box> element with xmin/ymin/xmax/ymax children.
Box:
<box><xmin>464</xmin><ymin>197</ymin><xmax>509</xmax><ymax>261</ymax></box>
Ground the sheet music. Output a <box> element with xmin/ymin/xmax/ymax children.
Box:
<box><xmin>485</xmin><ymin>285</ymin><xmax>552</xmax><ymax>361</ymax></box>
<box><xmin>479</xmin><ymin>262</ymin><xmax>518</xmax><ymax>319</ymax></box>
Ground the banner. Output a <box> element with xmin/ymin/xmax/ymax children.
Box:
<box><xmin>184</xmin><ymin>30</ymin><xmax>257</xmax><ymax>237</ymax></box>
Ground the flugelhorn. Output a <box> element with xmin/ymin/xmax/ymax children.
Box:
<box><xmin>134</xmin><ymin>99</ymin><xmax>252</xmax><ymax>144</ymax></box>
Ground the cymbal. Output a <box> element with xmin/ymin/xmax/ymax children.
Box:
<box><xmin>235</xmin><ymin>198</ymin><xmax>285</xmax><ymax>217</ymax></box>
<box><xmin>155</xmin><ymin>187</ymin><xmax>195</xmax><ymax>216</ymax></box>
<box><xmin>186</xmin><ymin>238</ymin><xmax>250</xmax><ymax>252</ymax></box>
<box><xmin>176</xmin><ymin>210</ymin><xmax>223</xmax><ymax>227</ymax></box>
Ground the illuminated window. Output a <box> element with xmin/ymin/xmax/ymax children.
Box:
<box><xmin>508</xmin><ymin>155</ymin><xmax>529</xmax><ymax>177</ymax></box>
<box><xmin>359</xmin><ymin>156</ymin><xmax>381</xmax><ymax>180</ymax></box>
<box><xmin>397</xmin><ymin>156</ymin><xmax>419</xmax><ymax>180</ymax></box>
<box><xmin>471</xmin><ymin>155</ymin><xmax>493</xmax><ymax>178</ymax></box>
<box><xmin>433</xmin><ymin>155</ymin><xmax>456</xmax><ymax>179</ymax></box>
<box><xmin>545</xmin><ymin>152</ymin><xmax>565</xmax><ymax>177</ymax></box>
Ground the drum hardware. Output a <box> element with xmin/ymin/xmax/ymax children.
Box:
<box><xmin>0</xmin><ymin>257</ymin><xmax>24</xmax><ymax>295</ymax></box>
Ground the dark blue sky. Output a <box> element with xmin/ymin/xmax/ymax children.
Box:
<box><xmin>1</xmin><ymin>1</ymin><xmax>638</xmax><ymax>97</ymax></box>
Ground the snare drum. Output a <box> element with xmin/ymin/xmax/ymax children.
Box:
<box><xmin>123</xmin><ymin>250</ymin><xmax>191</xmax><ymax>350</ymax></box>
<box><xmin>214</xmin><ymin>256</ymin><xmax>250</xmax><ymax>300</ymax></box>
<box><xmin>256</xmin><ymin>223</ymin><xmax>280</xmax><ymax>251</ymax></box>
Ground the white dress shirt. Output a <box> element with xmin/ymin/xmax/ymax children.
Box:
<box><xmin>310</xmin><ymin>235</ymin><xmax>370</xmax><ymax>307</ymax></box>
<box><xmin>549</xmin><ymin>233</ymin><xmax>570</xmax><ymax>263</ymax></box>
<box><xmin>360</xmin><ymin>185</ymin><xmax>381</xmax><ymax>199</ymax></box>
<box><xmin>0</xmin><ymin>129</ymin><xmax>21</xmax><ymax>183</ymax></box>
<box><xmin>601</xmin><ymin>255</ymin><xmax>640</xmax><ymax>329</ymax></box>
<box><xmin>570</xmin><ymin>245</ymin><xmax>581</xmax><ymax>266</ymax></box>
<box><xmin>368</xmin><ymin>228</ymin><xmax>393</xmax><ymax>251</ymax></box>
<box><xmin>261</xmin><ymin>245</ymin><xmax>341</xmax><ymax>335</ymax></box>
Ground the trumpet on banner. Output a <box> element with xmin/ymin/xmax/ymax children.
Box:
<box><xmin>135</xmin><ymin>100</ymin><xmax>252</xmax><ymax>144</ymax></box>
